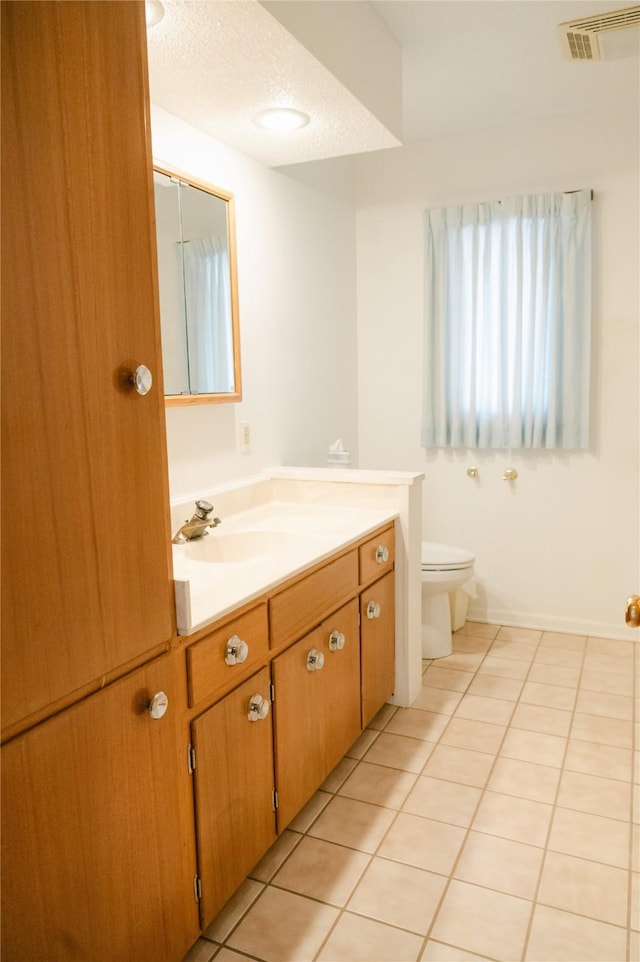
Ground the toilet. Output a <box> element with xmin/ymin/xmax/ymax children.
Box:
<box><xmin>421</xmin><ymin>542</ymin><xmax>476</xmax><ymax>658</ymax></box>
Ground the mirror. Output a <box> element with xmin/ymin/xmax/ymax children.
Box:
<box><xmin>152</xmin><ymin>163</ymin><xmax>242</xmax><ymax>404</ymax></box>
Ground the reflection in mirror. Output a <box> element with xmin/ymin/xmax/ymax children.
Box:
<box><xmin>153</xmin><ymin>165</ymin><xmax>242</xmax><ymax>404</ymax></box>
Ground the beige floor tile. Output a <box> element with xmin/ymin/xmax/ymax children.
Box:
<box><xmin>538</xmin><ymin>851</ymin><xmax>629</xmax><ymax>926</ymax></box>
<box><xmin>215</xmin><ymin>950</ymin><xmax>262</xmax><ymax>962</ymax></box>
<box><xmin>346</xmin><ymin>728</ymin><xmax>380</xmax><ymax>760</ymax></box>
<box><xmin>337</xmin><ymin>761</ymin><xmax>417</xmax><ymax>810</ymax></box>
<box><xmin>347</xmin><ymin>857</ymin><xmax>446</xmax><ymax>935</ymax></box>
<box><xmin>467</xmin><ymin>672</ymin><xmax>524</xmax><ymax>701</ymax></box>
<box><xmin>430</xmin><ymin>879</ymin><xmax>531</xmax><ymax>961</ymax></box>
<box><xmin>423</xmin><ymin>665</ymin><xmax>474</xmax><ymax>692</ymax></box>
<box><xmin>582</xmin><ymin>650</ymin><xmax>634</xmax><ymax>676</ymax></box>
<box><xmin>540</xmin><ymin>631</ymin><xmax>587</xmax><ymax>651</ymax></box>
<box><xmin>534</xmin><ymin>646</ymin><xmax>584</xmax><ymax>668</ymax></box>
<box><xmin>527</xmin><ymin>662</ymin><xmax>581</xmax><ymax>688</ymax></box>
<box><xmin>402</xmin><ymin>775</ymin><xmax>481</xmax><ymax>827</ymax></box>
<box><xmin>548</xmin><ymin>807</ymin><xmax>631</xmax><ymax>868</ymax></box>
<box><xmin>182</xmin><ymin>940</ymin><xmax>218</xmax><ymax>962</ymax></box>
<box><xmin>632</xmin><ymin>871</ymin><xmax>639</xmax><ymax>929</ymax></box>
<box><xmin>487</xmin><ymin>756</ymin><xmax>560</xmax><ymax>803</ymax></box>
<box><xmin>500</xmin><ymin>727</ymin><xmax>567</xmax><ymax>767</ymax></box>
<box><xmin>519</xmin><ymin>680</ymin><xmax>577</xmax><ymax>711</ymax></box>
<box><xmin>378</xmin><ymin>811</ymin><xmax>466</xmax><ymax>875</ymax></box>
<box><xmin>472</xmin><ymin>791</ymin><xmax>553</xmax><ymax>847</ymax></box>
<box><xmin>556</xmin><ymin>769</ymin><xmax>632</xmax><ymax>821</ymax></box>
<box><xmin>436</xmin><ymin>650</ymin><xmax>486</xmax><ymax>673</ymax></box>
<box><xmin>510</xmin><ymin>702</ymin><xmax>572</xmax><ymax>737</ymax></box>
<box><xmin>321</xmin><ymin>756</ymin><xmax>358</xmax><ymax>793</ymax></box>
<box><xmin>411</xmin><ymin>686</ymin><xmax>463</xmax><ymax>715</ymax></box>
<box><xmin>495</xmin><ymin>626</ymin><xmax>542</xmax><ymax>645</ymax></box>
<box><xmin>368</xmin><ymin>703</ymin><xmax>398</xmax><ymax>730</ymax></box>
<box><xmin>489</xmin><ymin>639</ymin><xmax>537</xmax><ymax>662</ymax></box>
<box><xmin>202</xmin><ymin>878</ymin><xmax>264</xmax><ymax>943</ymax></box>
<box><xmin>452</xmin><ymin>634</ymin><xmax>493</xmax><ymax>654</ymax></box>
<box><xmin>525</xmin><ymin>904</ymin><xmax>627</xmax><ymax>962</ymax></box>
<box><xmin>271</xmin><ymin>836</ymin><xmax>370</xmax><ymax>906</ymax></box>
<box><xmin>288</xmin><ymin>790</ymin><xmax>331</xmax><ymax>833</ymax></box>
<box><xmin>249</xmin><ymin>830</ymin><xmax>302</xmax><ymax>883</ymax></box>
<box><xmin>454</xmin><ymin>830</ymin><xmax>544</xmax><ymax>899</ymax></box>
<box><xmin>384</xmin><ymin>707</ymin><xmax>451</xmax><ymax>742</ymax></box>
<box><xmin>580</xmin><ymin>668</ymin><xmax>634</xmax><ymax>696</ymax></box>
<box><xmin>564</xmin><ymin>739</ymin><xmax>634</xmax><ymax>782</ymax></box>
<box><xmin>570</xmin><ymin>711</ymin><xmax>633</xmax><ymax>749</ymax></box>
<box><xmin>454</xmin><ymin>692</ymin><xmax>515</xmax><ymax>725</ymax></box>
<box><xmin>316</xmin><ymin>911</ymin><xmax>424</xmax><ymax>962</ymax></box>
<box><xmin>439</xmin><ymin>716</ymin><xmax>506</xmax><ymax>754</ymax></box>
<box><xmin>420</xmin><ymin>942</ymin><xmax>488</xmax><ymax>961</ymax></box>
<box><xmin>477</xmin><ymin>655</ymin><xmax>530</xmax><ymax>680</ymax></box>
<box><xmin>363</xmin><ymin>731</ymin><xmax>436</xmax><ymax>773</ymax></box>
<box><xmin>455</xmin><ymin>621</ymin><xmax>499</xmax><ymax>639</ymax></box>
<box><xmin>227</xmin><ymin>887</ymin><xmax>339</xmax><ymax>962</ymax></box>
<box><xmin>587</xmin><ymin>636</ymin><xmax>635</xmax><ymax>658</ymax></box>
<box><xmin>422</xmin><ymin>744</ymin><xmax>495</xmax><ymax>788</ymax></box>
<box><xmin>308</xmin><ymin>795</ymin><xmax>396</xmax><ymax>853</ymax></box>
<box><xmin>575</xmin><ymin>688</ymin><xmax>634</xmax><ymax>721</ymax></box>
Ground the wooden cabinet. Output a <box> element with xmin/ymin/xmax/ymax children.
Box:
<box><xmin>1</xmin><ymin>0</ymin><xmax>174</xmax><ymax>735</ymax></box>
<box><xmin>0</xmin><ymin>655</ymin><xmax>199</xmax><ymax>962</ymax></box>
<box><xmin>191</xmin><ymin>667</ymin><xmax>276</xmax><ymax>926</ymax></box>
<box><xmin>361</xmin><ymin>570</ymin><xmax>396</xmax><ymax>727</ymax></box>
<box><xmin>272</xmin><ymin>599</ymin><xmax>361</xmax><ymax>829</ymax></box>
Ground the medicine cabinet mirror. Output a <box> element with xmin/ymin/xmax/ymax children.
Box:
<box><xmin>152</xmin><ymin>164</ymin><xmax>242</xmax><ymax>404</ymax></box>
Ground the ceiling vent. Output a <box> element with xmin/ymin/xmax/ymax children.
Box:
<box><xmin>558</xmin><ymin>4</ymin><xmax>640</xmax><ymax>60</ymax></box>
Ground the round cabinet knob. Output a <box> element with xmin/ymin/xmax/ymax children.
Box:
<box><xmin>306</xmin><ymin>648</ymin><xmax>325</xmax><ymax>672</ymax></box>
<box><xmin>225</xmin><ymin>635</ymin><xmax>249</xmax><ymax>666</ymax></box>
<box><xmin>130</xmin><ymin>364</ymin><xmax>153</xmax><ymax>396</ymax></box>
<box><xmin>366</xmin><ymin>600</ymin><xmax>382</xmax><ymax>620</ymax></box>
<box><xmin>247</xmin><ymin>694</ymin><xmax>270</xmax><ymax>722</ymax></box>
<box><xmin>375</xmin><ymin>544</ymin><xmax>390</xmax><ymax>564</ymax></box>
<box><xmin>328</xmin><ymin>630</ymin><xmax>346</xmax><ymax>651</ymax></box>
<box><xmin>148</xmin><ymin>691</ymin><xmax>169</xmax><ymax>719</ymax></box>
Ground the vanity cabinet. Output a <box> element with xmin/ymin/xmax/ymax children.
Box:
<box><xmin>361</xmin><ymin>570</ymin><xmax>396</xmax><ymax>727</ymax></box>
<box><xmin>0</xmin><ymin>654</ymin><xmax>198</xmax><ymax>962</ymax></box>
<box><xmin>1</xmin><ymin>0</ymin><xmax>174</xmax><ymax>736</ymax></box>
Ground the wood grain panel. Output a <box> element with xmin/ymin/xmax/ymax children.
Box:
<box><xmin>187</xmin><ymin>603</ymin><xmax>269</xmax><ymax>707</ymax></box>
<box><xmin>1</xmin><ymin>1</ymin><xmax>174</xmax><ymax>732</ymax></box>
<box><xmin>361</xmin><ymin>571</ymin><xmax>396</xmax><ymax>727</ymax></box>
<box><xmin>359</xmin><ymin>524</ymin><xmax>395</xmax><ymax>585</ymax></box>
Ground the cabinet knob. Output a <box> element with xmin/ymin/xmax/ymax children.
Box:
<box><xmin>375</xmin><ymin>544</ymin><xmax>390</xmax><ymax>564</ymax></box>
<box><xmin>247</xmin><ymin>693</ymin><xmax>270</xmax><ymax>722</ymax></box>
<box><xmin>148</xmin><ymin>691</ymin><xmax>169</xmax><ymax>719</ymax></box>
<box><xmin>306</xmin><ymin>648</ymin><xmax>325</xmax><ymax>672</ymax></box>
<box><xmin>366</xmin><ymin>600</ymin><xmax>382</xmax><ymax>620</ymax></box>
<box><xmin>328</xmin><ymin>630</ymin><xmax>346</xmax><ymax>651</ymax></box>
<box><xmin>225</xmin><ymin>635</ymin><xmax>249</xmax><ymax>665</ymax></box>
<box><xmin>129</xmin><ymin>363</ymin><xmax>153</xmax><ymax>396</ymax></box>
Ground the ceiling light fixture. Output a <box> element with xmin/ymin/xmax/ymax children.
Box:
<box><xmin>253</xmin><ymin>107</ymin><xmax>311</xmax><ymax>133</ymax></box>
<box><xmin>145</xmin><ymin>0</ymin><xmax>165</xmax><ymax>28</ymax></box>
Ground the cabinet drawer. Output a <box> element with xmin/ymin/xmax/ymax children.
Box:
<box><xmin>186</xmin><ymin>604</ymin><xmax>269</xmax><ymax>707</ymax></box>
<box><xmin>269</xmin><ymin>550</ymin><xmax>358</xmax><ymax>649</ymax></box>
<box><xmin>359</xmin><ymin>525</ymin><xmax>395</xmax><ymax>585</ymax></box>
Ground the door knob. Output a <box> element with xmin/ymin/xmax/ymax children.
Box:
<box><xmin>625</xmin><ymin>594</ymin><xmax>640</xmax><ymax>628</ymax></box>
<box><xmin>328</xmin><ymin>630</ymin><xmax>345</xmax><ymax>651</ymax></box>
<box><xmin>148</xmin><ymin>691</ymin><xmax>169</xmax><ymax>719</ymax></box>
<box><xmin>306</xmin><ymin>648</ymin><xmax>325</xmax><ymax>672</ymax></box>
<box><xmin>225</xmin><ymin>635</ymin><xmax>249</xmax><ymax>665</ymax></box>
<box><xmin>366</xmin><ymin>600</ymin><xmax>381</xmax><ymax>619</ymax></box>
<box><xmin>129</xmin><ymin>364</ymin><xmax>153</xmax><ymax>395</ymax></box>
<box><xmin>247</xmin><ymin>694</ymin><xmax>270</xmax><ymax>722</ymax></box>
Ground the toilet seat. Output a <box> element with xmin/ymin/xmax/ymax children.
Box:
<box><xmin>421</xmin><ymin>542</ymin><xmax>475</xmax><ymax>572</ymax></box>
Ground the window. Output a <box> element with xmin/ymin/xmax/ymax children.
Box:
<box><xmin>422</xmin><ymin>190</ymin><xmax>592</xmax><ymax>449</ymax></box>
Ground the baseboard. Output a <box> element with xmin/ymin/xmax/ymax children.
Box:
<box><xmin>466</xmin><ymin>605</ymin><xmax>638</xmax><ymax>644</ymax></box>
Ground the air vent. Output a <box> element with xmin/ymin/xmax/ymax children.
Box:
<box><xmin>559</xmin><ymin>4</ymin><xmax>640</xmax><ymax>60</ymax></box>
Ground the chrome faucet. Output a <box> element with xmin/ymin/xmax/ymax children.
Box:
<box><xmin>172</xmin><ymin>499</ymin><xmax>221</xmax><ymax>544</ymax></box>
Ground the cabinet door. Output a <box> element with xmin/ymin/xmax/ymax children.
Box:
<box><xmin>0</xmin><ymin>655</ymin><xmax>199</xmax><ymax>962</ymax></box>
<box><xmin>1</xmin><ymin>1</ymin><xmax>174</xmax><ymax>733</ymax></box>
<box><xmin>361</xmin><ymin>571</ymin><xmax>396</xmax><ymax>727</ymax></box>
<box><xmin>273</xmin><ymin>600</ymin><xmax>361</xmax><ymax>829</ymax></box>
<box><xmin>192</xmin><ymin>668</ymin><xmax>276</xmax><ymax>927</ymax></box>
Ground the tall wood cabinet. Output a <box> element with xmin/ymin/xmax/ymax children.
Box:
<box><xmin>1</xmin><ymin>3</ymin><xmax>198</xmax><ymax>959</ymax></box>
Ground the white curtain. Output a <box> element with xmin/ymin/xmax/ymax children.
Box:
<box><xmin>183</xmin><ymin>235</ymin><xmax>234</xmax><ymax>394</ymax></box>
<box><xmin>422</xmin><ymin>190</ymin><xmax>592</xmax><ymax>449</ymax></box>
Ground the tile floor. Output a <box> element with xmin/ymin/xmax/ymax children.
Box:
<box><xmin>184</xmin><ymin>623</ymin><xmax>639</xmax><ymax>962</ymax></box>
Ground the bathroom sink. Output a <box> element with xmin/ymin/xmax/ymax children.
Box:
<box><xmin>182</xmin><ymin>529</ymin><xmax>314</xmax><ymax>564</ymax></box>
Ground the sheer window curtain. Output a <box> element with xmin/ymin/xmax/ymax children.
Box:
<box><xmin>183</xmin><ymin>235</ymin><xmax>234</xmax><ymax>394</ymax></box>
<box><xmin>422</xmin><ymin>190</ymin><xmax>592</xmax><ymax>450</ymax></box>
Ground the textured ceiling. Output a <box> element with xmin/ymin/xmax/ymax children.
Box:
<box><xmin>146</xmin><ymin>0</ymin><xmax>401</xmax><ymax>167</ymax></box>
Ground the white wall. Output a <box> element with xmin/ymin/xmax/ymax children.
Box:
<box><xmin>355</xmin><ymin>105</ymin><xmax>639</xmax><ymax>640</ymax></box>
<box><xmin>151</xmin><ymin>106</ymin><xmax>359</xmax><ymax>499</ymax></box>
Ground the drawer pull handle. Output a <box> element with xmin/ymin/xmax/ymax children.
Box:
<box><xmin>328</xmin><ymin>630</ymin><xmax>346</xmax><ymax>652</ymax></box>
<box><xmin>366</xmin><ymin>601</ymin><xmax>382</xmax><ymax>620</ymax></box>
<box><xmin>247</xmin><ymin>693</ymin><xmax>270</xmax><ymax>722</ymax></box>
<box><xmin>306</xmin><ymin>648</ymin><xmax>325</xmax><ymax>672</ymax></box>
<box><xmin>148</xmin><ymin>691</ymin><xmax>169</xmax><ymax>719</ymax></box>
<box><xmin>375</xmin><ymin>544</ymin><xmax>390</xmax><ymax>564</ymax></box>
<box><xmin>225</xmin><ymin>635</ymin><xmax>249</xmax><ymax>666</ymax></box>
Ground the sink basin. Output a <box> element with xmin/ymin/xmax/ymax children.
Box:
<box><xmin>183</xmin><ymin>529</ymin><xmax>314</xmax><ymax>564</ymax></box>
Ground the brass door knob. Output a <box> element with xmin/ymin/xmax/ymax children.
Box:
<box><xmin>625</xmin><ymin>595</ymin><xmax>640</xmax><ymax>628</ymax></box>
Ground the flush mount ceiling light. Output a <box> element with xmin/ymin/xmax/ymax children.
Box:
<box><xmin>253</xmin><ymin>107</ymin><xmax>311</xmax><ymax>133</ymax></box>
<box><xmin>145</xmin><ymin>0</ymin><xmax>165</xmax><ymax>29</ymax></box>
